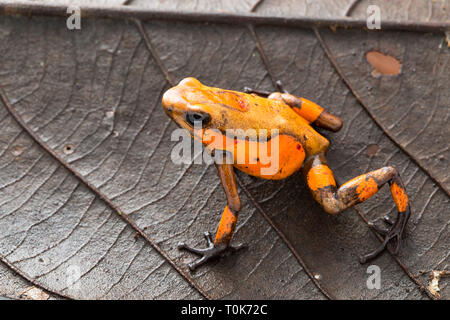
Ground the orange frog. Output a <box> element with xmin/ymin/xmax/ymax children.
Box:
<box><xmin>162</xmin><ymin>77</ymin><xmax>410</xmax><ymax>271</ymax></box>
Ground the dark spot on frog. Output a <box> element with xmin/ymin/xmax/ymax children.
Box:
<box><xmin>296</xmin><ymin>144</ymin><xmax>302</xmax><ymax>150</ymax></box>
<box><xmin>220</xmin><ymin>113</ymin><xmax>228</xmax><ymax>127</ymax></box>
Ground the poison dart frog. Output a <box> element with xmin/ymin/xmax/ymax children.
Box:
<box><xmin>162</xmin><ymin>77</ymin><xmax>410</xmax><ymax>271</ymax></box>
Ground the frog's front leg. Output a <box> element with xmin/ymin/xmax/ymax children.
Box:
<box><xmin>178</xmin><ymin>153</ymin><xmax>244</xmax><ymax>271</ymax></box>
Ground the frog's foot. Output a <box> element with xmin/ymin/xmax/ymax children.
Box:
<box><xmin>243</xmin><ymin>80</ymin><xmax>288</xmax><ymax>97</ymax></box>
<box><xmin>178</xmin><ymin>232</ymin><xmax>246</xmax><ymax>271</ymax></box>
<box><xmin>367</xmin><ymin>221</ymin><xmax>389</xmax><ymax>236</ymax></box>
<box><xmin>383</xmin><ymin>214</ymin><xmax>395</xmax><ymax>226</ymax></box>
<box><xmin>367</xmin><ymin>214</ymin><xmax>400</xmax><ymax>235</ymax></box>
<box><xmin>243</xmin><ymin>87</ymin><xmax>271</xmax><ymax>97</ymax></box>
<box><xmin>360</xmin><ymin>209</ymin><xmax>410</xmax><ymax>264</ymax></box>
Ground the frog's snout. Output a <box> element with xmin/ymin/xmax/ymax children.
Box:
<box><xmin>162</xmin><ymin>88</ymin><xmax>182</xmax><ymax>115</ymax></box>
<box><xmin>161</xmin><ymin>88</ymin><xmax>175</xmax><ymax>110</ymax></box>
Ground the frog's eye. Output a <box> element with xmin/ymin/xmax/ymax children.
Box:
<box><xmin>186</xmin><ymin>111</ymin><xmax>211</xmax><ymax>127</ymax></box>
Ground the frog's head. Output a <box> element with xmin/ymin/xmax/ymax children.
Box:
<box><xmin>162</xmin><ymin>77</ymin><xmax>217</xmax><ymax>137</ymax></box>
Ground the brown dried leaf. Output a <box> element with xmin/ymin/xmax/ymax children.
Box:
<box><xmin>0</xmin><ymin>3</ymin><xmax>448</xmax><ymax>300</ymax></box>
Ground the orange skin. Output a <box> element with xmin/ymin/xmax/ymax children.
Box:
<box><xmin>390</xmin><ymin>182</ymin><xmax>409</xmax><ymax>213</ymax></box>
<box><xmin>307</xmin><ymin>164</ymin><xmax>336</xmax><ymax>191</ymax></box>
<box><xmin>201</xmin><ymin>128</ymin><xmax>305</xmax><ymax>180</ymax></box>
<box><xmin>163</xmin><ymin>77</ymin><xmax>329</xmax><ymax>163</ymax></box>
<box><xmin>162</xmin><ymin>77</ymin><xmax>411</xmax><ymax>270</ymax></box>
<box><xmin>214</xmin><ymin>206</ymin><xmax>237</xmax><ymax>247</ymax></box>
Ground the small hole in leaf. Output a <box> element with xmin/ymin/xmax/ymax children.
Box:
<box><xmin>11</xmin><ymin>146</ymin><xmax>22</xmax><ymax>157</ymax></box>
<box><xmin>64</xmin><ymin>144</ymin><xmax>74</xmax><ymax>155</ymax></box>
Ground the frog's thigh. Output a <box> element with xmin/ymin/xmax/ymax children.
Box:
<box><xmin>233</xmin><ymin>134</ymin><xmax>305</xmax><ymax>180</ymax></box>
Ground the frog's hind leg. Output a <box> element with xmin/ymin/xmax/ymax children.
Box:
<box><xmin>177</xmin><ymin>155</ymin><xmax>245</xmax><ymax>271</ymax></box>
<box><xmin>269</xmin><ymin>92</ymin><xmax>343</xmax><ymax>132</ymax></box>
<box><xmin>243</xmin><ymin>83</ymin><xmax>343</xmax><ymax>132</ymax></box>
<box><xmin>303</xmin><ymin>153</ymin><xmax>411</xmax><ymax>263</ymax></box>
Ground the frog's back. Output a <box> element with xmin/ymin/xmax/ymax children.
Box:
<box><xmin>167</xmin><ymin>78</ymin><xmax>329</xmax><ymax>179</ymax></box>
<box><xmin>203</xmin><ymin>85</ymin><xmax>330</xmax><ymax>157</ymax></box>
